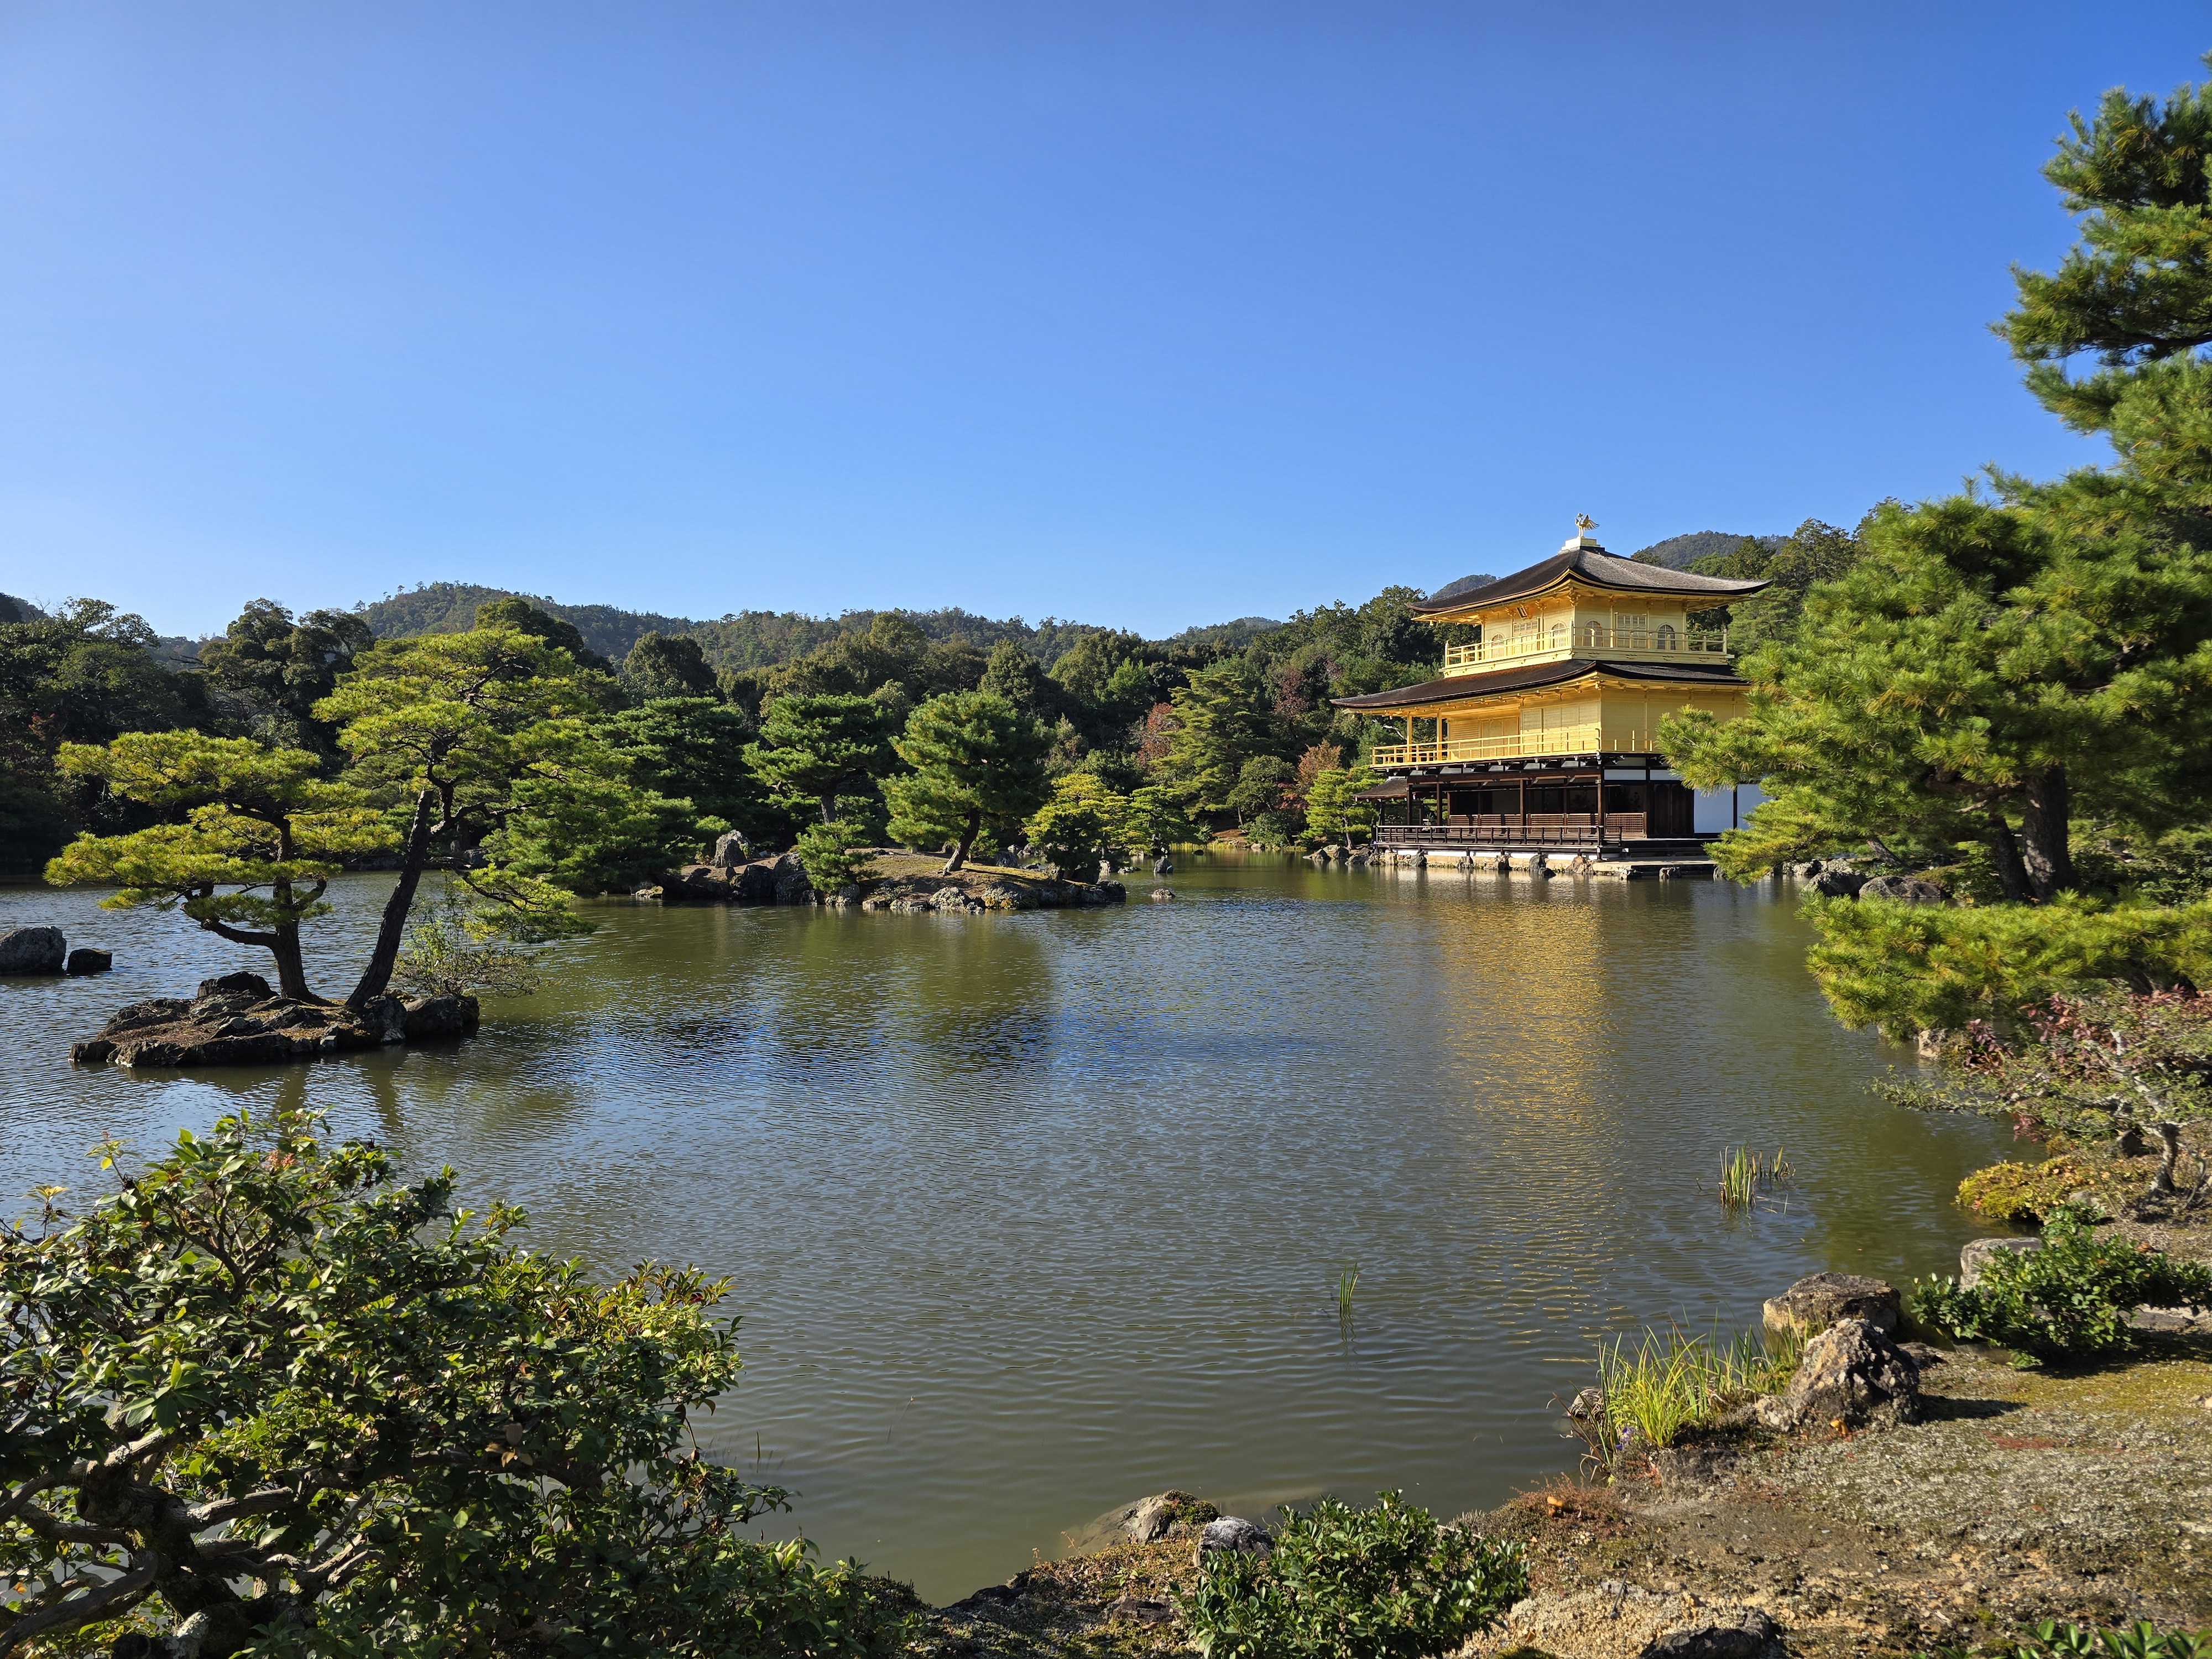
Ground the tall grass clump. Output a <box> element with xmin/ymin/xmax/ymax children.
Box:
<box><xmin>1337</xmin><ymin>1261</ymin><xmax>1359</xmax><ymax>1315</ymax></box>
<box><xmin>1584</xmin><ymin>1322</ymin><xmax>1802</xmax><ymax>1473</ymax></box>
<box><xmin>1717</xmin><ymin>1145</ymin><xmax>1794</xmax><ymax>1212</ymax></box>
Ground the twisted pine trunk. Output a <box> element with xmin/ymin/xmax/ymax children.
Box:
<box><xmin>348</xmin><ymin>790</ymin><xmax>436</xmax><ymax>1011</ymax></box>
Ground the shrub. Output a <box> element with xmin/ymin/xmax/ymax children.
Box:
<box><xmin>1907</xmin><ymin>1207</ymin><xmax>2212</xmax><ymax>1364</ymax></box>
<box><xmin>794</xmin><ymin>821</ymin><xmax>873</xmax><ymax>890</ymax></box>
<box><xmin>1916</xmin><ymin>1619</ymin><xmax>2212</xmax><ymax>1658</ymax></box>
<box><xmin>1800</xmin><ymin>895</ymin><xmax>2212</xmax><ymax>1041</ymax></box>
<box><xmin>1955</xmin><ymin>1156</ymin><xmax>2132</xmax><ymax>1223</ymax></box>
<box><xmin>1176</xmin><ymin>1492</ymin><xmax>1525</xmax><ymax>1659</ymax></box>
<box><xmin>0</xmin><ymin>1110</ymin><xmax>915</xmax><ymax>1656</ymax></box>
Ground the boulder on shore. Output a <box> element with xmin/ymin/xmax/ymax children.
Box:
<box><xmin>1754</xmin><ymin>1316</ymin><xmax>1921</xmax><ymax>1432</ymax></box>
<box><xmin>0</xmin><ymin>926</ymin><xmax>66</xmax><ymax>975</ymax></box>
<box><xmin>1859</xmin><ymin>874</ymin><xmax>1947</xmax><ymax>905</ymax></box>
<box><xmin>71</xmin><ymin>976</ymin><xmax>479</xmax><ymax>1068</ymax></box>
<box><xmin>1960</xmin><ymin>1235</ymin><xmax>2042</xmax><ymax>1288</ymax></box>
<box><xmin>1761</xmin><ymin>1271</ymin><xmax>1901</xmax><ymax>1337</ymax></box>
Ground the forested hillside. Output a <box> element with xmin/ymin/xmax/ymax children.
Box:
<box><xmin>352</xmin><ymin>581</ymin><xmax>1248</xmax><ymax>670</ymax></box>
<box><xmin>1629</xmin><ymin>529</ymin><xmax>1777</xmax><ymax>568</ymax></box>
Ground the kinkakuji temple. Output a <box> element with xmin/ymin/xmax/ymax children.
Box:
<box><xmin>1329</xmin><ymin>519</ymin><xmax>1770</xmax><ymax>856</ymax></box>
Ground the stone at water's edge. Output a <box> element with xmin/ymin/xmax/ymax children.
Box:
<box><xmin>65</xmin><ymin>947</ymin><xmax>112</xmax><ymax>975</ymax></box>
<box><xmin>1197</xmin><ymin>1516</ymin><xmax>1270</xmax><ymax>1558</ymax></box>
<box><xmin>0</xmin><ymin>926</ymin><xmax>66</xmax><ymax>975</ymax></box>
<box><xmin>70</xmin><ymin>978</ymin><xmax>480</xmax><ymax>1068</ymax></box>
<box><xmin>1960</xmin><ymin>1235</ymin><xmax>2042</xmax><ymax>1288</ymax></box>
<box><xmin>1760</xmin><ymin>1270</ymin><xmax>1900</xmax><ymax>1337</ymax></box>
<box><xmin>1754</xmin><ymin>1317</ymin><xmax>1920</xmax><ymax>1432</ymax></box>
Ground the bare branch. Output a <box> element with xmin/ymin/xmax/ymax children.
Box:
<box><xmin>14</xmin><ymin>1501</ymin><xmax>130</xmax><ymax>1546</ymax></box>
<box><xmin>186</xmin><ymin>1486</ymin><xmax>300</xmax><ymax>1528</ymax></box>
<box><xmin>0</xmin><ymin>1551</ymin><xmax>161</xmax><ymax>1655</ymax></box>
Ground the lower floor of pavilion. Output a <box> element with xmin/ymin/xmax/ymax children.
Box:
<box><xmin>1357</xmin><ymin>758</ymin><xmax>1761</xmax><ymax>854</ymax></box>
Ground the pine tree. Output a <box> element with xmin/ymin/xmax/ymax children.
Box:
<box><xmin>882</xmin><ymin>691</ymin><xmax>1051</xmax><ymax>872</ymax></box>
<box><xmin>1664</xmin><ymin>495</ymin><xmax>2212</xmax><ymax>900</ymax></box>
<box><xmin>744</xmin><ymin>692</ymin><xmax>898</xmax><ymax>826</ymax></box>
<box><xmin>1152</xmin><ymin>659</ymin><xmax>1275</xmax><ymax>816</ymax></box>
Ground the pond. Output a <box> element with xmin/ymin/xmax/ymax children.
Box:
<box><xmin>0</xmin><ymin>857</ymin><xmax>2012</xmax><ymax>1603</ymax></box>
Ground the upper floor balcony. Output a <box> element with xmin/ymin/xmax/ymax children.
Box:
<box><xmin>1369</xmin><ymin>725</ymin><xmax>1660</xmax><ymax>767</ymax></box>
<box><xmin>1441</xmin><ymin>623</ymin><xmax>1730</xmax><ymax>675</ymax></box>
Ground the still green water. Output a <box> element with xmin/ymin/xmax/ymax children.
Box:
<box><xmin>0</xmin><ymin>857</ymin><xmax>2011</xmax><ymax>1601</ymax></box>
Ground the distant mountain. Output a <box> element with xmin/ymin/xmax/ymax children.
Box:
<box><xmin>0</xmin><ymin>593</ymin><xmax>46</xmax><ymax>624</ymax></box>
<box><xmin>352</xmin><ymin>580</ymin><xmax>1282</xmax><ymax>669</ymax></box>
<box><xmin>1628</xmin><ymin>530</ymin><xmax>1778</xmax><ymax>570</ymax></box>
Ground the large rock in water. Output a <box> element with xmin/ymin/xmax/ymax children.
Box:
<box><xmin>0</xmin><ymin>926</ymin><xmax>66</xmax><ymax>975</ymax></box>
<box><xmin>71</xmin><ymin>979</ymin><xmax>479</xmax><ymax>1068</ymax></box>
<box><xmin>1761</xmin><ymin>1271</ymin><xmax>1900</xmax><ymax>1337</ymax></box>
<box><xmin>1754</xmin><ymin>1317</ymin><xmax>1920</xmax><ymax>1432</ymax></box>
<box><xmin>65</xmin><ymin>948</ymin><xmax>112</xmax><ymax>975</ymax></box>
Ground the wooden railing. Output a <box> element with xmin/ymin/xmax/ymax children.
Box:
<box><xmin>1441</xmin><ymin>625</ymin><xmax>1728</xmax><ymax>671</ymax></box>
<box><xmin>1374</xmin><ymin>813</ymin><xmax>1651</xmax><ymax>849</ymax></box>
<box><xmin>1369</xmin><ymin>727</ymin><xmax>1657</xmax><ymax>766</ymax></box>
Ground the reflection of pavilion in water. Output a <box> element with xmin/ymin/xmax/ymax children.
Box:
<box><xmin>1332</xmin><ymin>521</ymin><xmax>1771</xmax><ymax>857</ymax></box>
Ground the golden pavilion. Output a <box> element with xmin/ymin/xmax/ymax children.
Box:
<box><xmin>1329</xmin><ymin>518</ymin><xmax>1770</xmax><ymax>853</ymax></box>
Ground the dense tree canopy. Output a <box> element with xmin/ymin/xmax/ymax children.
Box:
<box><xmin>317</xmin><ymin>625</ymin><xmax>687</xmax><ymax>1006</ymax></box>
<box><xmin>0</xmin><ymin>1110</ymin><xmax>911</xmax><ymax>1657</ymax></box>
<box><xmin>192</xmin><ymin>601</ymin><xmax>374</xmax><ymax>756</ymax></box>
<box><xmin>883</xmin><ymin>691</ymin><xmax>1051</xmax><ymax>872</ymax></box>
<box><xmin>745</xmin><ymin>693</ymin><xmax>898</xmax><ymax>827</ymax></box>
<box><xmin>1666</xmin><ymin>495</ymin><xmax>2212</xmax><ymax>901</ymax></box>
<box><xmin>45</xmin><ymin>734</ymin><xmax>392</xmax><ymax>1000</ymax></box>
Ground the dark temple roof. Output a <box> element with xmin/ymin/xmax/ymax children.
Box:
<box><xmin>1416</xmin><ymin>543</ymin><xmax>1771</xmax><ymax>614</ymax></box>
<box><xmin>1329</xmin><ymin>657</ymin><xmax>1745</xmax><ymax>712</ymax></box>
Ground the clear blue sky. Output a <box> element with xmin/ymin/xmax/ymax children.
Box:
<box><xmin>0</xmin><ymin>3</ymin><xmax>2201</xmax><ymax>639</ymax></box>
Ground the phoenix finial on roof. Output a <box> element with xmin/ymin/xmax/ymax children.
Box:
<box><xmin>1574</xmin><ymin>513</ymin><xmax>1597</xmax><ymax>535</ymax></box>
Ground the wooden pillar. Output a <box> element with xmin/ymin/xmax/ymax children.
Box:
<box><xmin>1596</xmin><ymin>766</ymin><xmax>1606</xmax><ymax>850</ymax></box>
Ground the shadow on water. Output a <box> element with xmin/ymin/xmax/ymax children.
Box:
<box><xmin>0</xmin><ymin>858</ymin><xmax>2013</xmax><ymax>1601</ymax></box>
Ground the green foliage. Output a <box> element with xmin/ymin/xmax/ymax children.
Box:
<box><xmin>1154</xmin><ymin>659</ymin><xmax>1279</xmax><ymax>816</ymax></box>
<box><xmin>746</xmin><ymin>692</ymin><xmax>898</xmax><ymax>826</ymax></box>
<box><xmin>1175</xmin><ymin>1493</ymin><xmax>1525</xmax><ymax>1659</ymax></box>
<box><xmin>1665</xmin><ymin>495</ymin><xmax>2212</xmax><ymax>902</ymax></box>
<box><xmin>1954</xmin><ymin>1156</ymin><xmax>2141</xmax><ymax>1224</ymax></box>
<box><xmin>599</xmin><ymin>696</ymin><xmax>787</xmax><ymax>848</ymax></box>
<box><xmin>2000</xmin><ymin>63</ymin><xmax>2212</xmax><ymax>460</ymax></box>
<box><xmin>192</xmin><ymin>599</ymin><xmax>375</xmax><ymax>755</ymax></box>
<box><xmin>977</xmin><ymin>638</ymin><xmax>1058</xmax><ymax>719</ymax></box>
<box><xmin>0</xmin><ymin>1110</ymin><xmax>915</xmax><ymax>1657</ymax></box>
<box><xmin>1682</xmin><ymin>518</ymin><xmax>1867</xmax><ymax>654</ymax></box>
<box><xmin>45</xmin><ymin>733</ymin><xmax>394</xmax><ymax>1001</ymax></box>
<box><xmin>389</xmin><ymin>881</ymin><xmax>549</xmax><ymax>1000</ymax></box>
<box><xmin>1303</xmin><ymin>768</ymin><xmax>1379</xmax><ymax>846</ymax></box>
<box><xmin>472</xmin><ymin>595</ymin><xmax>610</xmax><ymax>670</ymax></box>
<box><xmin>1907</xmin><ymin>1207</ymin><xmax>2212</xmax><ymax>1364</ymax></box>
<box><xmin>1800</xmin><ymin>895</ymin><xmax>2212</xmax><ymax>1041</ymax></box>
<box><xmin>0</xmin><ymin>598</ymin><xmax>197</xmax><ymax>869</ymax></box>
<box><xmin>793</xmin><ymin>822</ymin><xmax>872</xmax><ymax>892</ymax></box>
<box><xmin>1918</xmin><ymin>1621</ymin><xmax>2212</xmax><ymax>1659</ymax></box>
<box><xmin>623</xmin><ymin>629</ymin><xmax>718</xmax><ymax>699</ymax></box>
<box><xmin>1122</xmin><ymin>784</ymin><xmax>1202</xmax><ymax>852</ymax></box>
<box><xmin>317</xmin><ymin>624</ymin><xmax>678</xmax><ymax>1004</ymax></box>
<box><xmin>883</xmin><ymin>691</ymin><xmax>1051</xmax><ymax>870</ymax></box>
<box><xmin>1024</xmin><ymin>773</ymin><xmax>1131</xmax><ymax>882</ymax></box>
<box><xmin>1228</xmin><ymin>755</ymin><xmax>1297</xmax><ymax>825</ymax></box>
